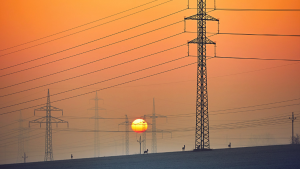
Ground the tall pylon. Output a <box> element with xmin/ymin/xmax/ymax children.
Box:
<box><xmin>29</xmin><ymin>89</ymin><xmax>69</xmax><ymax>161</ymax></box>
<box><xmin>22</xmin><ymin>152</ymin><xmax>28</xmax><ymax>163</ymax></box>
<box><xmin>17</xmin><ymin>111</ymin><xmax>24</xmax><ymax>163</ymax></box>
<box><xmin>90</xmin><ymin>91</ymin><xmax>105</xmax><ymax>157</ymax></box>
<box><xmin>142</xmin><ymin>115</ymin><xmax>147</xmax><ymax>152</ymax></box>
<box><xmin>145</xmin><ymin>98</ymin><xmax>166</xmax><ymax>153</ymax></box>
<box><xmin>185</xmin><ymin>0</ymin><xmax>219</xmax><ymax>150</ymax></box>
<box><xmin>289</xmin><ymin>112</ymin><xmax>297</xmax><ymax>144</ymax></box>
<box><xmin>118</xmin><ymin>115</ymin><xmax>130</xmax><ymax>155</ymax></box>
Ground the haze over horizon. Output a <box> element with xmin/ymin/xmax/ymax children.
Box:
<box><xmin>0</xmin><ymin>0</ymin><xmax>299</xmax><ymax>165</ymax></box>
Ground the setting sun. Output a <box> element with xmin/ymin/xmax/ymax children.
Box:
<box><xmin>131</xmin><ymin>119</ymin><xmax>148</xmax><ymax>133</ymax></box>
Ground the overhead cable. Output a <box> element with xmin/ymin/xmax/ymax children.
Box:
<box><xmin>0</xmin><ymin>32</ymin><xmax>184</xmax><ymax>90</ymax></box>
<box><xmin>0</xmin><ymin>43</ymin><xmax>186</xmax><ymax>97</ymax></box>
<box><xmin>0</xmin><ymin>58</ymin><xmax>195</xmax><ymax>115</ymax></box>
<box><xmin>0</xmin><ymin>0</ymin><xmax>162</xmax><ymax>52</ymax></box>
<box><xmin>0</xmin><ymin>21</ymin><xmax>183</xmax><ymax>78</ymax></box>
<box><xmin>0</xmin><ymin>8</ymin><xmax>186</xmax><ymax>71</ymax></box>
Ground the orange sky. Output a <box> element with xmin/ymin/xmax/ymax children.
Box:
<box><xmin>0</xmin><ymin>0</ymin><xmax>299</xmax><ymax>164</ymax></box>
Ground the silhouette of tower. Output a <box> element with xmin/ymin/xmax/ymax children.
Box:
<box><xmin>142</xmin><ymin>115</ymin><xmax>147</xmax><ymax>152</ymax></box>
<box><xmin>29</xmin><ymin>89</ymin><xmax>69</xmax><ymax>161</ymax></box>
<box><xmin>22</xmin><ymin>152</ymin><xmax>28</xmax><ymax>163</ymax></box>
<box><xmin>144</xmin><ymin>98</ymin><xmax>166</xmax><ymax>153</ymax></box>
<box><xmin>17</xmin><ymin>111</ymin><xmax>24</xmax><ymax>163</ymax></box>
<box><xmin>90</xmin><ymin>91</ymin><xmax>105</xmax><ymax>157</ymax></box>
<box><xmin>289</xmin><ymin>112</ymin><xmax>297</xmax><ymax>144</ymax></box>
<box><xmin>185</xmin><ymin>0</ymin><xmax>219</xmax><ymax>150</ymax></box>
<box><xmin>137</xmin><ymin>135</ymin><xmax>144</xmax><ymax>154</ymax></box>
<box><xmin>118</xmin><ymin>115</ymin><xmax>130</xmax><ymax>155</ymax></box>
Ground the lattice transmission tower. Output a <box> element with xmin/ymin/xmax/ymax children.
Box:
<box><xmin>90</xmin><ymin>91</ymin><xmax>105</xmax><ymax>157</ymax></box>
<box><xmin>144</xmin><ymin>98</ymin><xmax>166</xmax><ymax>153</ymax></box>
<box><xmin>17</xmin><ymin>111</ymin><xmax>25</xmax><ymax>163</ymax></box>
<box><xmin>118</xmin><ymin>115</ymin><xmax>130</xmax><ymax>155</ymax></box>
<box><xmin>142</xmin><ymin>115</ymin><xmax>147</xmax><ymax>153</ymax></box>
<box><xmin>289</xmin><ymin>112</ymin><xmax>297</xmax><ymax>144</ymax></box>
<box><xmin>185</xmin><ymin>0</ymin><xmax>219</xmax><ymax>150</ymax></box>
<box><xmin>29</xmin><ymin>89</ymin><xmax>69</xmax><ymax>161</ymax></box>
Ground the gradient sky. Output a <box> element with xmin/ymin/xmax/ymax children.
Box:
<box><xmin>0</xmin><ymin>0</ymin><xmax>299</xmax><ymax>164</ymax></box>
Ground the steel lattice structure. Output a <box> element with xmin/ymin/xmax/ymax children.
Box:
<box><xmin>142</xmin><ymin>115</ymin><xmax>147</xmax><ymax>153</ymax></box>
<box><xmin>144</xmin><ymin>98</ymin><xmax>166</xmax><ymax>153</ymax></box>
<box><xmin>185</xmin><ymin>0</ymin><xmax>218</xmax><ymax>150</ymax></box>
<box><xmin>17</xmin><ymin>111</ymin><xmax>24</xmax><ymax>163</ymax></box>
<box><xmin>90</xmin><ymin>91</ymin><xmax>105</xmax><ymax>157</ymax></box>
<box><xmin>151</xmin><ymin>99</ymin><xmax>157</xmax><ymax>153</ymax></box>
<box><xmin>118</xmin><ymin>115</ymin><xmax>130</xmax><ymax>155</ymax></box>
<box><xmin>29</xmin><ymin>89</ymin><xmax>68</xmax><ymax>161</ymax></box>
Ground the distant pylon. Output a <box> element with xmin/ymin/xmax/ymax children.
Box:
<box><xmin>145</xmin><ymin>98</ymin><xmax>166</xmax><ymax>153</ymax></box>
<box><xmin>29</xmin><ymin>89</ymin><xmax>69</xmax><ymax>161</ymax></box>
<box><xmin>142</xmin><ymin>115</ymin><xmax>147</xmax><ymax>152</ymax></box>
<box><xmin>17</xmin><ymin>111</ymin><xmax>24</xmax><ymax>163</ymax></box>
<box><xmin>90</xmin><ymin>91</ymin><xmax>105</xmax><ymax>157</ymax></box>
<box><xmin>22</xmin><ymin>152</ymin><xmax>28</xmax><ymax>163</ymax></box>
<box><xmin>137</xmin><ymin>135</ymin><xmax>145</xmax><ymax>154</ymax></box>
<box><xmin>119</xmin><ymin>115</ymin><xmax>130</xmax><ymax>155</ymax></box>
<box><xmin>289</xmin><ymin>112</ymin><xmax>297</xmax><ymax>144</ymax></box>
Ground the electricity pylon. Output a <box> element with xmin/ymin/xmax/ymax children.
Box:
<box><xmin>142</xmin><ymin>115</ymin><xmax>147</xmax><ymax>153</ymax></box>
<box><xmin>118</xmin><ymin>115</ymin><xmax>130</xmax><ymax>155</ymax></box>
<box><xmin>145</xmin><ymin>98</ymin><xmax>166</xmax><ymax>153</ymax></box>
<box><xmin>17</xmin><ymin>111</ymin><xmax>24</xmax><ymax>163</ymax></box>
<box><xmin>90</xmin><ymin>91</ymin><xmax>105</xmax><ymax>157</ymax></box>
<box><xmin>289</xmin><ymin>112</ymin><xmax>297</xmax><ymax>144</ymax></box>
<box><xmin>29</xmin><ymin>89</ymin><xmax>69</xmax><ymax>161</ymax></box>
<box><xmin>22</xmin><ymin>152</ymin><xmax>28</xmax><ymax>163</ymax></box>
<box><xmin>185</xmin><ymin>0</ymin><xmax>219</xmax><ymax>150</ymax></box>
<box><xmin>137</xmin><ymin>135</ymin><xmax>145</xmax><ymax>154</ymax></box>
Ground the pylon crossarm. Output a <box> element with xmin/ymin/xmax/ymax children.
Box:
<box><xmin>188</xmin><ymin>37</ymin><xmax>215</xmax><ymax>44</ymax></box>
<box><xmin>34</xmin><ymin>106</ymin><xmax>46</xmax><ymax>115</ymax></box>
<box><xmin>185</xmin><ymin>14</ymin><xmax>219</xmax><ymax>21</ymax></box>
<box><xmin>29</xmin><ymin>116</ymin><xmax>46</xmax><ymax>127</ymax></box>
<box><xmin>50</xmin><ymin>116</ymin><xmax>68</xmax><ymax>124</ymax></box>
<box><xmin>50</xmin><ymin>106</ymin><xmax>63</xmax><ymax>111</ymax></box>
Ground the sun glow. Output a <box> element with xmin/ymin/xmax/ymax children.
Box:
<box><xmin>131</xmin><ymin>119</ymin><xmax>148</xmax><ymax>133</ymax></box>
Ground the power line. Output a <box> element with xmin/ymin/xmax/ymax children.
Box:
<box><xmin>0</xmin><ymin>32</ymin><xmax>183</xmax><ymax>90</ymax></box>
<box><xmin>106</xmin><ymin>61</ymin><xmax>298</xmax><ymax>88</ymax></box>
<box><xmin>162</xmin><ymin>98</ymin><xmax>300</xmax><ymax>117</ymax></box>
<box><xmin>0</xmin><ymin>116</ymin><xmax>34</xmax><ymax>129</ymax></box>
<box><xmin>0</xmin><ymin>45</ymin><xmax>186</xmax><ymax>98</ymax></box>
<box><xmin>213</xmin><ymin>32</ymin><xmax>300</xmax><ymax>37</ymax></box>
<box><xmin>186</xmin><ymin>31</ymin><xmax>300</xmax><ymax>37</ymax></box>
<box><xmin>0</xmin><ymin>8</ymin><xmax>186</xmax><ymax>71</ymax></box>
<box><xmin>210</xmin><ymin>98</ymin><xmax>300</xmax><ymax>113</ymax></box>
<box><xmin>0</xmin><ymin>53</ymin><xmax>187</xmax><ymax>109</ymax></box>
<box><xmin>211</xmin><ymin>103</ymin><xmax>300</xmax><ymax>116</ymax></box>
<box><xmin>0</xmin><ymin>58</ymin><xmax>196</xmax><ymax>115</ymax></box>
<box><xmin>213</xmin><ymin>56</ymin><xmax>300</xmax><ymax>62</ymax></box>
<box><xmin>0</xmin><ymin>0</ymin><xmax>162</xmax><ymax>52</ymax></box>
<box><xmin>0</xmin><ymin>0</ymin><xmax>174</xmax><ymax>58</ymax></box>
<box><xmin>0</xmin><ymin>21</ymin><xmax>183</xmax><ymax>78</ymax></box>
<box><xmin>210</xmin><ymin>8</ymin><xmax>300</xmax><ymax>12</ymax></box>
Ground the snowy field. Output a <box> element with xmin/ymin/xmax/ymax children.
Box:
<box><xmin>1</xmin><ymin>144</ymin><xmax>300</xmax><ymax>169</ymax></box>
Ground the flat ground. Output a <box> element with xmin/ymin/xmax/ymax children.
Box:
<box><xmin>2</xmin><ymin>144</ymin><xmax>300</xmax><ymax>169</ymax></box>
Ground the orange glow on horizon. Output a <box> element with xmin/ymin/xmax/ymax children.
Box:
<box><xmin>131</xmin><ymin>119</ymin><xmax>148</xmax><ymax>133</ymax></box>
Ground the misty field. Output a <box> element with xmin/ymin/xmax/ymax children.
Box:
<box><xmin>1</xmin><ymin>144</ymin><xmax>300</xmax><ymax>169</ymax></box>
